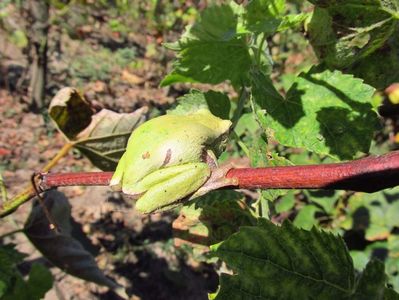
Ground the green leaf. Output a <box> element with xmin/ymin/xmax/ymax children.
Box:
<box><xmin>293</xmin><ymin>204</ymin><xmax>320</xmax><ymax>230</ymax></box>
<box><xmin>384</xmin><ymin>287</ymin><xmax>399</xmax><ymax>300</ymax></box>
<box><xmin>366</xmin><ymin>224</ymin><xmax>390</xmax><ymax>241</ymax></box>
<box><xmin>251</xmin><ymin>34</ymin><xmax>274</xmax><ymax>75</ymax></box>
<box><xmin>10</xmin><ymin>30</ymin><xmax>28</xmax><ymax>48</ymax></box>
<box><xmin>244</xmin><ymin>0</ymin><xmax>285</xmax><ymax>34</ymax></box>
<box><xmin>0</xmin><ymin>254</ymin><xmax>52</xmax><ymax>300</ymax></box>
<box><xmin>173</xmin><ymin>190</ymin><xmax>256</xmax><ymax>258</ymax></box>
<box><xmin>308</xmin><ymin>0</ymin><xmax>398</xmax><ymax>68</ymax></box>
<box><xmin>277</xmin><ymin>13</ymin><xmax>309</xmax><ymax>32</ymax></box>
<box><xmin>349</xmin><ymin>28</ymin><xmax>399</xmax><ymax>90</ymax></box>
<box><xmin>386</xmin><ymin>256</ymin><xmax>399</xmax><ymax>293</ymax></box>
<box><xmin>260</xmin><ymin>187</ymin><xmax>289</xmax><ymax>204</ymax></box>
<box><xmin>249</xmin><ymin>136</ymin><xmax>292</xmax><ymax>202</ymax></box>
<box><xmin>0</xmin><ymin>245</ymin><xmax>25</xmax><ymax>297</ymax></box>
<box><xmin>0</xmin><ymin>281</ymin><xmax>6</xmax><ymax>298</ymax></box>
<box><xmin>189</xmin><ymin>4</ymin><xmax>238</xmax><ymax>41</ymax></box>
<box><xmin>26</xmin><ymin>264</ymin><xmax>53</xmax><ymax>300</ymax></box>
<box><xmin>211</xmin><ymin>219</ymin><xmax>399</xmax><ymax>299</ymax></box>
<box><xmin>275</xmin><ymin>190</ymin><xmax>296</xmax><ymax>213</ymax></box>
<box><xmin>352</xmin><ymin>259</ymin><xmax>389</xmax><ymax>300</ymax></box>
<box><xmin>211</xmin><ymin>219</ymin><xmax>355</xmax><ymax>299</ymax></box>
<box><xmin>1</xmin><ymin>263</ymin><xmax>53</xmax><ymax>300</ymax></box>
<box><xmin>350</xmin><ymin>250</ymin><xmax>370</xmax><ymax>271</ymax></box>
<box><xmin>344</xmin><ymin>187</ymin><xmax>399</xmax><ymax>241</ymax></box>
<box><xmin>251</xmin><ymin>67</ymin><xmax>379</xmax><ymax>160</ymax></box>
<box><xmin>306</xmin><ymin>190</ymin><xmax>343</xmax><ymax>215</ymax></box>
<box><xmin>161</xmin><ymin>4</ymin><xmax>251</xmax><ymax>86</ymax></box>
<box><xmin>168</xmin><ymin>90</ymin><xmax>231</xmax><ymax>119</ymax></box>
<box><xmin>234</xmin><ymin>113</ymin><xmax>260</xmax><ymax>137</ymax></box>
<box><xmin>388</xmin><ymin>235</ymin><xmax>399</xmax><ymax>257</ymax></box>
<box><xmin>385</xmin><ymin>201</ymin><xmax>399</xmax><ymax>228</ymax></box>
<box><xmin>162</xmin><ymin>39</ymin><xmax>251</xmax><ymax>86</ymax></box>
<box><xmin>248</xmin><ymin>135</ymin><xmax>269</xmax><ymax>168</ymax></box>
<box><xmin>1</xmin><ymin>275</ymin><xmax>26</xmax><ymax>300</ymax></box>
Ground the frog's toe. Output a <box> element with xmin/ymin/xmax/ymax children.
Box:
<box><xmin>121</xmin><ymin>185</ymin><xmax>134</xmax><ymax>195</ymax></box>
<box><xmin>110</xmin><ymin>154</ymin><xmax>126</xmax><ymax>190</ymax></box>
<box><xmin>109</xmin><ymin>177</ymin><xmax>122</xmax><ymax>191</ymax></box>
<box><xmin>121</xmin><ymin>185</ymin><xmax>142</xmax><ymax>198</ymax></box>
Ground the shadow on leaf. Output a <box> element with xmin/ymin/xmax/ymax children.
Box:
<box><xmin>316</xmin><ymin>107</ymin><xmax>374</xmax><ymax>159</ymax></box>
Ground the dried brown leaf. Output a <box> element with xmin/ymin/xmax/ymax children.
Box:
<box><xmin>49</xmin><ymin>87</ymin><xmax>148</xmax><ymax>170</ymax></box>
<box><xmin>49</xmin><ymin>87</ymin><xmax>94</xmax><ymax>140</ymax></box>
<box><xmin>74</xmin><ymin>107</ymin><xmax>147</xmax><ymax>170</ymax></box>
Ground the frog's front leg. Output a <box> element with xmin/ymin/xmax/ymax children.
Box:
<box><xmin>134</xmin><ymin>163</ymin><xmax>211</xmax><ymax>213</ymax></box>
<box><xmin>191</xmin><ymin>149</ymin><xmax>237</xmax><ymax>199</ymax></box>
<box><xmin>109</xmin><ymin>153</ymin><xmax>126</xmax><ymax>191</ymax></box>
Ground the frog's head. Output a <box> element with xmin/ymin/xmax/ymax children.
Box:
<box><xmin>191</xmin><ymin>108</ymin><xmax>231</xmax><ymax>135</ymax></box>
<box><xmin>190</xmin><ymin>108</ymin><xmax>232</xmax><ymax>156</ymax></box>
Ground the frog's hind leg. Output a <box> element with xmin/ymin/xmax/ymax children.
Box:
<box><xmin>135</xmin><ymin>163</ymin><xmax>210</xmax><ymax>213</ymax></box>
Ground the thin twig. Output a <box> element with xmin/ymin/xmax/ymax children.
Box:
<box><xmin>0</xmin><ymin>143</ymin><xmax>73</xmax><ymax>217</ymax></box>
<box><xmin>227</xmin><ymin>151</ymin><xmax>399</xmax><ymax>193</ymax></box>
<box><xmin>1</xmin><ymin>151</ymin><xmax>398</xmax><ymax>218</ymax></box>
<box><xmin>231</xmin><ymin>85</ymin><xmax>249</xmax><ymax>129</ymax></box>
<box><xmin>0</xmin><ymin>173</ymin><xmax>8</xmax><ymax>202</ymax></box>
<box><xmin>40</xmin><ymin>151</ymin><xmax>399</xmax><ymax>193</ymax></box>
<box><xmin>0</xmin><ymin>229</ymin><xmax>24</xmax><ymax>239</ymax></box>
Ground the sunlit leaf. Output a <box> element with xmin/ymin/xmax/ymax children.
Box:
<box><xmin>293</xmin><ymin>204</ymin><xmax>320</xmax><ymax>230</ymax></box>
<box><xmin>161</xmin><ymin>4</ymin><xmax>251</xmax><ymax>86</ymax></box>
<box><xmin>277</xmin><ymin>13</ymin><xmax>309</xmax><ymax>32</ymax></box>
<box><xmin>248</xmin><ymin>135</ymin><xmax>293</xmax><ymax>203</ymax></box>
<box><xmin>275</xmin><ymin>191</ymin><xmax>296</xmax><ymax>213</ymax></box>
<box><xmin>306</xmin><ymin>190</ymin><xmax>343</xmax><ymax>215</ymax></box>
<box><xmin>244</xmin><ymin>0</ymin><xmax>285</xmax><ymax>34</ymax></box>
<box><xmin>168</xmin><ymin>90</ymin><xmax>231</xmax><ymax>119</ymax></box>
<box><xmin>251</xmin><ymin>67</ymin><xmax>379</xmax><ymax>160</ymax></box>
<box><xmin>344</xmin><ymin>187</ymin><xmax>399</xmax><ymax>241</ymax></box>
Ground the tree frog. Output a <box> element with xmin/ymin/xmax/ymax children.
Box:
<box><xmin>109</xmin><ymin>109</ymin><xmax>232</xmax><ymax>213</ymax></box>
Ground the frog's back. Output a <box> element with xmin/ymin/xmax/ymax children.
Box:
<box><xmin>131</xmin><ymin>113</ymin><xmax>216</xmax><ymax>152</ymax></box>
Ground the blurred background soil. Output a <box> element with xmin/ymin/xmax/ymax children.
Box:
<box><xmin>0</xmin><ymin>1</ymin><xmax>221</xmax><ymax>299</ymax></box>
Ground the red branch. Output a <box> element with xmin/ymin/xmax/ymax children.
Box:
<box><xmin>40</xmin><ymin>151</ymin><xmax>399</xmax><ymax>193</ymax></box>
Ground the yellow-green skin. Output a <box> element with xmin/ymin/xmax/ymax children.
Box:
<box><xmin>109</xmin><ymin>109</ymin><xmax>231</xmax><ymax>213</ymax></box>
